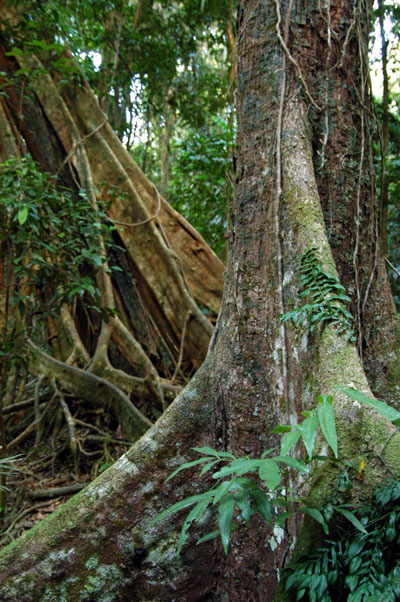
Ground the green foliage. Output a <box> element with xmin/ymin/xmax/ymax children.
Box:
<box><xmin>284</xmin><ymin>479</ymin><xmax>400</xmax><ymax>602</ymax></box>
<box><xmin>7</xmin><ymin>1</ymin><xmax>233</xmax><ymax>253</ymax></box>
<box><xmin>167</xmin><ymin>117</ymin><xmax>234</xmax><ymax>256</ymax></box>
<box><xmin>151</xmin><ymin>445</ymin><xmax>306</xmax><ymax>556</ymax></box>
<box><xmin>280</xmin><ymin>248</ymin><xmax>356</xmax><ymax>341</ymax></box>
<box><xmin>0</xmin><ymin>154</ymin><xmax>121</xmax><ymax>383</ymax></box>
<box><xmin>275</xmin><ymin>395</ymin><xmax>337</xmax><ymax>460</ymax></box>
<box><xmin>340</xmin><ymin>386</ymin><xmax>400</xmax><ymax>426</ymax></box>
<box><xmin>152</xmin><ymin>388</ymin><xmax>400</xmax><ymax>559</ymax></box>
<box><xmin>151</xmin><ymin>395</ymin><xmax>346</xmax><ymax>555</ymax></box>
<box><xmin>14</xmin><ymin>0</ymin><xmax>231</xmax><ymax>138</ymax></box>
<box><xmin>0</xmin><ymin>154</ymin><xmax>115</xmax><ymax>318</ymax></box>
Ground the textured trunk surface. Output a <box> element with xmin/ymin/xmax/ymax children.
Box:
<box><xmin>288</xmin><ymin>0</ymin><xmax>400</xmax><ymax>402</ymax></box>
<box><xmin>1</xmin><ymin>1</ymin><xmax>400</xmax><ymax>601</ymax></box>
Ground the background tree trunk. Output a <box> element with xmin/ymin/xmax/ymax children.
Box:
<box><xmin>0</xmin><ymin>15</ymin><xmax>225</xmax><ymax>442</ymax></box>
<box><xmin>1</xmin><ymin>1</ymin><xmax>400</xmax><ymax>601</ymax></box>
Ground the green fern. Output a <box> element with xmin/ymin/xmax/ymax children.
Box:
<box><xmin>280</xmin><ymin>247</ymin><xmax>356</xmax><ymax>341</ymax></box>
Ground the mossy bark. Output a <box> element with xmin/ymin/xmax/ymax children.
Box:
<box><xmin>287</xmin><ymin>0</ymin><xmax>400</xmax><ymax>403</ymax></box>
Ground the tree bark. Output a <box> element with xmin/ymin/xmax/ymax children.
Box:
<box><xmin>287</xmin><ymin>0</ymin><xmax>400</xmax><ymax>402</ymax></box>
<box><xmin>378</xmin><ymin>0</ymin><xmax>390</xmax><ymax>258</ymax></box>
<box><xmin>1</xmin><ymin>1</ymin><xmax>400</xmax><ymax>601</ymax></box>
<box><xmin>0</xmin><ymin>13</ymin><xmax>225</xmax><ymax>439</ymax></box>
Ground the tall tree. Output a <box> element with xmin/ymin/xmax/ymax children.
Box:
<box><xmin>1</xmin><ymin>1</ymin><xmax>400</xmax><ymax>602</ymax></box>
<box><xmin>0</xmin><ymin>5</ymin><xmax>225</xmax><ymax>431</ymax></box>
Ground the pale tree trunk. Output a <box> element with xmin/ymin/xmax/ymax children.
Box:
<box><xmin>1</xmin><ymin>1</ymin><xmax>400</xmax><ymax>602</ymax></box>
<box><xmin>0</xmin><ymin>13</ymin><xmax>225</xmax><ymax>442</ymax></box>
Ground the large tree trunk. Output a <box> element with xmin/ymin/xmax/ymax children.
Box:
<box><xmin>1</xmin><ymin>1</ymin><xmax>400</xmax><ymax>601</ymax></box>
<box><xmin>0</xmin><ymin>10</ymin><xmax>225</xmax><ymax>442</ymax></box>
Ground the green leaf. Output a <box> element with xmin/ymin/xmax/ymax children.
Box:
<box><xmin>165</xmin><ymin>457</ymin><xmax>214</xmax><ymax>482</ymax></box>
<box><xmin>259</xmin><ymin>459</ymin><xmax>281</xmax><ymax>490</ymax></box>
<box><xmin>192</xmin><ymin>446</ymin><xmax>235</xmax><ymax>459</ymax></box>
<box><xmin>276</xmin><ymin>511</ymin><xmax>293</xmax><ymax>526</ymax></box>
<box><xmin>177</xmin><ymin>498</ymin><xmax>211</xmax><ymax>555</ymax></box>
<box><xmin>280</xmin><ymin>430</ymin><xmax>301</xmax><ymax>456</ymax></box>
<box><xmin>199</xmin><ymin>460</ymin><xmax>220</xmax><ymax>476</ymax></box>
<box><xmin>340</xmin><ymin>387</ymin><xmax>400</xmax><ymax>425</ymax></box>
<box><xmin>17</xmin><ymin>206</ymin><xmax>29</xmax><ymax>225</ymax></box>
<box><xmin>349</xmin><ymin>556</ymin><xmax>362</xmax><ymax>574</ymax></box>
<box><xmin>212</xmin><ymin>459</ymin><xmax>261</xmax><ymax>478</ymax></box>
<box><xmin>233</xmin><ymin>477</ymin><xmax>259</xmax><ymax>490</ymax></box>
<box><xmin>176</xmin><ymin>525</ymin><xmax>189</xmax><ymax>556</ymax></box>
<box><xmin>302</xmin><ymin>508</ymin><xmax>329</xmax><ymax>534</ymax></box>
<box><xmin>150</xmin><ymin>492</ymin><xmax>214</xmax><ymax>525</ymax></box>
<box><xmin>274</xmin><ymin>456</ymin><xmax>310</xmax><ymax>474</ymax></box>
<box><xmin>213</xmin><ymin>478</ymin><xmax>241</xmax><ymax>505</ymax></box>
<box><xmin>235</xmin><ymin>490</ymin><xmax>253</xmax><ymax>524</ymax></box>
<box><xmin>317</xmin><ymin>398</ymin><xmax>338</xmax><ymax>458</ymax></box>
<box><xmin>272</xmin><ymin>425</ymin><xmax>292</xmax><ymax>433</ymax></box>
<box><xmin>297</xmin><ymin>415</ymin><xmax>319</xmax><ymax>460</ymax></box>
<box><xmin>197</xmin><ymin>530</ymin><xmax>219</xmax><ymax>544</ymax></box>
<box><xmin>347</xmin><ymin>537</ymin><xmax>365</xmax><ymax>558</ymax></box>
<box><xmin>89</xmin><ymin>254</ymin><xmax>103</xmax><ymax>266</ymax></box>
<box><xmin>218</xmin><ymin>495</ymin><xmax>235</xmax><ymax>554</ymax></box>
<box><xmin>345</xmin><ymin>573</ymin><xmax>360</xmax><ymax>592</ymax></box>
<box><xmin>250</xmin><ymin>489</ymin><xmax>273</xmax><ymax>524</ymax></box>
<box><xmin>336</xmin><ymin>507</ymin><xmax>368</xmax><ymax>534</ymax></box>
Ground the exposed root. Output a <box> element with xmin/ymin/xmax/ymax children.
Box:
<box><xmin>27</xmin><ymin>339</ymin><xmax>153</xmax><ymax>440</ymax></box>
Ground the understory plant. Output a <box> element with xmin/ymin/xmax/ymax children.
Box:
<box><xmin>0</xmin><ymin>154</ymin><xmax>121</xmax><ymax>372</ymax></box>
<box><xmin>0</xmin><ymin>154</ymin><xmax>118</xmax><ymax>319</ymax></box>
<box><xmin>152</xmin><ymin>387</ymin><xmax>400</xmax><ymax>597</ymax></box>
<box><xmin>0</xmin><ymin>155</ymin><xmax>122</xmax><ymax>483</ymax></box>
<box><xmin>284</xmin><ymin>479</ymin><xmax>400</xmax><ymax>601</ymax></box>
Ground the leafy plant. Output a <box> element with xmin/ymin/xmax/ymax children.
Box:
<box><xmin>0</xmin><ymin>154</ymin><xmax>122</xmax><ymax>388</ymax></box>
<box><xmin>284</xmin><ymin>479</ymin><xmax>400</xmax><ymax>602</ymax></box>
<box><xmin>152</xmin><ymin>444</ymin><xmax>310</xmax><ymax>556</ymax></box>
<box><xmin>0</xmin><ymin>154</ymin><xmax>118</xmax><ymax>319</ymax></box>
<box><xmin>167</xmin><ymin>116</ymin><xmax>234</xmax><ymax>257</ymax></box>
<box><xmin>150</xmin><ymin>395</ymin><xmax>359</xmax><ymax>555</ymax></box>
<box><xmin>275</xmin><ymin>395</ymin><xmax>338</xmax><ymax>461</ymax></box>
<box><xmin>152</xmin><ymin>388</ymin><xmax>400</xmax><ymax>558</ymax></box>
<box><xmin>280</xmin><ymin>247</ymin><xmax>356</xmax><ymax>341</ymax></box>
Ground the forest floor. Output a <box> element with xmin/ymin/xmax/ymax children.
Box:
<box><xmin>0</xmin><ymin>378</ymin><xmax>132</xmax><ymax>549</ymax></box>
